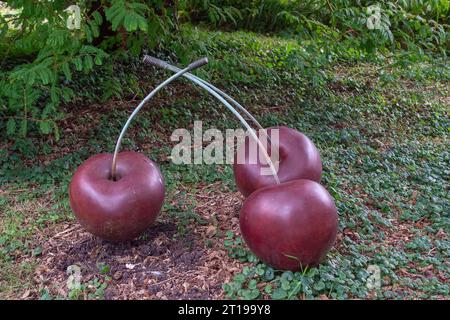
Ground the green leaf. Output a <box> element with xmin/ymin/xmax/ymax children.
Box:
<box><xmin>281</xmin><ymin>271</ymin><xmax>294</xmax><ymax>281</ymax></box>
<box><xmin>93</xmin><ymin>11</ymin><xmax>103</xmax><ymax>25</ymax></box>
<box><xmin>233</xmin><ymin>274</ymin><xmax>246</xmax><ymax>283</ymax></box>
<box><xmin>19</xmin><ymin>119</ymin><xmax>28</xmax><ymax>137</ymax></box>
<box><xmin>242</xmin><ymin>266</ymin><xmax>251</xmax><ymax>276</ymax></box>
<box><xmin>40</xmin><ymin>289</ymin><xmax>53</xmax><ymax>300</ymax></box>
<box><xmin>281</xmin><ymin>279</ymin><xmax>291</xmax><ymax>291</ymax></box>
<box><xmin>242</xmin><ymin>289</ymin><xmax>260</xmax><ymax>300</ymax></box>
<box><xmin>85</xmin><ymin>27</ymin><xmax>93</xmax><ymax>43</ymax></box>
<box><xmin>84</xmin><ymin>56</ymin><xmax>94</xmax><ymax>71</ymax></box>
<box><xmin>264</xmin><ymin>267</ymin><xmax>275</xmax><ymax>281</ymax></box>
<box><xmin>43</xmin><ymin>103</ymin><xmax>54</xmax><ymax>118</ymax></box>
<box><xmin>314</xmin><ymin>281</ymin><xmax>326</xmax><ymax>291</ymax></box>
<box><xmin>6</xmin><ymin>118</ymin><xmax>16</xmax><ymax>135</ymax></box>
<box><xmin>38</xmin><ymin>68</ymin><xmax>50</xmax><ymax>85</ymax></box>
<box><xmin>271</xmin><ymin>288</ymin><xmax>287</xmax><ymax>300</ymax></box>
<box><xmin>97</xmin><ymin>262</ymin><xmax>110</xmax><ymax>275</ymax></box>
<box><xmin>33</xmin><ymin>246</ymin><xmax>43</xmax><ymax>256</ymax></box>
<box><xmin>110</xmin><ymin>10</ymin><xmax>126</xmax><ymax>31</ymax></box>
<box><xmin>39</xmin><ymin>121</ymin><xmax>52</xmax><ymax>135</ymax></box>
<box><xmin>137</xmin><ymin>16</ymin><xmax>148</xmax><ymax>32</ymax></box>
<box><xmin>73</xmin><ymin>57</ymin><xmax>83</xmax><ymax>71</ymax></box>
<box><xmin>222</xmin><ymin>283</ymin><xmax>232</xmax><ymax>294</ymax></box>
<box><xmin>53</xmin><ymin>122</ymin><xmax>60</xmax><ymax>141</ymax></box>
<box><xmin>61</xmin><ymin>87</ymin><xmax>74</xmax><ymax>102</ymax></box>
<box><xmin>94</xmin><ymin>54</ymin><xmax>103</xmax><ymax>66</ymax></box>
<box><xmin>50</xmin><ymin>86</ymin><xmax>59</xmax><ymax>104</ymax></box>
<box><xmin>248</xmin><ymin>279</ymin><xmax>258</xmax><ymax>289</ymax></box>
<box><xmin>62</xmin><ymin>62</ymin><xmax>72</xmax><ymax>81</ymax></box>
<box><xmin>91</xmin><ymin>23</ymin><xmax>100</xmax><ymax>38</ymax></box>
<box><xmin>124</xmin><ymin>14</ymin><xmax>138</xmax><ymax>32</ymax></box>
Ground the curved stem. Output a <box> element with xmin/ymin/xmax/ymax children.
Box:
<box><xmin>201</xmin><ymin>79</ymin><xmax>271</xmax><ymax>144</ymax></box>
<box><xmin>111</xmin><ymin>58</ymin><xmax>208</xmax><ymax>180</ymax></box>
<box><xmin>143</xmin><ymin>56</ymin><xmax>280</xmax><ymax>184</ymax></box>
<box><xmin>144</xmin><ymin>56</ymin><xmax>264</xmax><ymax>130</ymax></box>
<box><xmin>195</xmin><ymin>78</ymin><xmax>264</xmax><ymax>130</ymax></box>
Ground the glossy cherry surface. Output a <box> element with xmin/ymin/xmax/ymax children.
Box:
<box><xmin>69</xmin><ymin>151</ymin><xmax>165</xmax><ymax>241</ymax></box>
<box><xmin>233</xmin><ymin>126</ymin><xmax>322</xmax><ymax>197</ymax></box>
<box><xmin>240</xmin><ymin>179</ymin><xmax>338</xmax><ymax>270</ymax></box>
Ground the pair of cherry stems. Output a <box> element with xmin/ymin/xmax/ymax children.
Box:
<box><xmin>111</xmin><ymin>56</ymin><xmax>281</xmax><ymax>184</ymax></box>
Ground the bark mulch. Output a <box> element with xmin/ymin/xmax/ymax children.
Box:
<box><xmin>32</xmin><ymin>183</ymin><xmax>246</xmax><ymax>300</ymax></box>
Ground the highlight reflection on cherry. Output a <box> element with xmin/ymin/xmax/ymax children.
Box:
<box><xmin>239</xmin><ymin>179</ymin><xmax>338</xmax><ymax>270</ymax></box>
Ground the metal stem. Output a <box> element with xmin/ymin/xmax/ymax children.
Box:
<box><xmin>143</xmin><ymin>56</ymin><xmax>280</xmax><ymax>184</ymax></box>
<box><xmin>143</xmin><ymin>56</ymin><xmax>264</xmax><ymax>130</ymax></box>
<box><xmin>111</xmin><ymin>58</ymin><xmax>208</xmax><ymax>180</ymax></box>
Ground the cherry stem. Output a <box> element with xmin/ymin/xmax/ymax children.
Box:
<box><xmin>143</xmin><ymin>55</ymin><xmax>280</xmax><ymax>184</ymax></box>
<box><xmin>144</xmin><ymin>56</ymin><xmax>264</xmax><ymax>130</ymax></box>
<box><xmin>111</xmin><ymin>57</ymin><xmax>208</xmax><ymax>180</ymax></box>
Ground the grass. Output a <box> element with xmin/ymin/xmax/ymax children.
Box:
<box><xmin>0</xmin><ymin>26</ymin><xmax>449</xmax><ymax>299</ymax></box>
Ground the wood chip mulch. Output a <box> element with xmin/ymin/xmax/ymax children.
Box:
<box><xmin>31</xmin><ymin>183</ymin><xmax>247</xmax><ymax>300</ymax></box>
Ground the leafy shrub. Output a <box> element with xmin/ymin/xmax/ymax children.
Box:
<box><xmin>0</xmin><ymin>1</ymin><xmax>177</xmax><ymax>138</ymax></box>
<box><xmin>0</xmin><ymin>1</ymin><xmax>448</xmax><ymax>138</ymax></box>
<box><xmin>181</xmin><ymin>0</ymin><xmax>449</xmax><ymax>53</ymax></box>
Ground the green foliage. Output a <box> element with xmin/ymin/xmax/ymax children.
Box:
<box><xmin>1</xmin><ymin>1</ymin><xmax>448</xmax><ymax>138</ymax></box>
<box><xmin>97</xmin><ymin>262</ymin><xmax>111</xmax><ymax>275</ymax></box>
<box><xmin>222</xmin><ymin>232</ymin><xmax>373</xmax><ymax>300</ymax></box>
<box><xmin>182</xmin><ymin>0</ymin><xmax>449</xmax><ymax>53</ymax></box>
<box><xmin>0</xmin><ymin>2</ymin><xmax>448</xmax><ymax>300</ymax></box>
<box><xmin>1</xmin><ymin>43</ymin><xmax>448</xmax><ymax>297</ymax></box>
<box><xmin>181</xmin><ymin>0</ymin><xmax>243</xmax><ymax>26</ymax></box>
<box><xmin>106</xmin><ymin>1</ymin><xmax>149</xmax><ymax>32</ymax></box>
<box><xmin>0</xmin><ymin>1</ymin><xmax>177</xmax><ymax>137</ymax></box>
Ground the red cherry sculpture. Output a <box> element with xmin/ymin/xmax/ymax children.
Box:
<box><xmin>233</xmin><ymin>126</ymin><xmax>322</xmax><ymax>197</ymax></box>
<box><xmin>69</xmin><ymin>151</ymin><xmax>165</xmax><ymax>241</ymax></box>
<box><xmin>240</xmin><ymin>179</ymin><xmax>338</xmax><ymax>270</ymax></box>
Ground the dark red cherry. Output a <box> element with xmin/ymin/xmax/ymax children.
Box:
<box><xmin>233</xmin><ymin>126</ymin><xmax>322</xmax><ymax>197</ymax></box>
<box><xmin>69</xmin><ymin>151</ymin><xmax>165</xmax><ymax>241</ymax></box>
<box><xmin>240</xmin><ymin>179</ymin><xmax>338</xmax><ymax>270</ymax></box>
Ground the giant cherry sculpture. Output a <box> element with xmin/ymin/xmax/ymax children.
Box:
<box><xmin>69</xmin><ymin>58</ymin><xmax>208</xmax><ymax>241</ymax></box>
<box><xmin>240</xmin><ymin>179</ymin><xmax>338</xmax><ymax>270</ymax></box>
<box><xmin>144</xmin><ymin>57</ymin><xmax>338</xmax><ymax>270</ymax></box>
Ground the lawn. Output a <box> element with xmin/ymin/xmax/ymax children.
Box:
<box><xmin>0</xmin><ymin>26</ymin><xmax>449</xmax><ymax>300</ymax></box>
